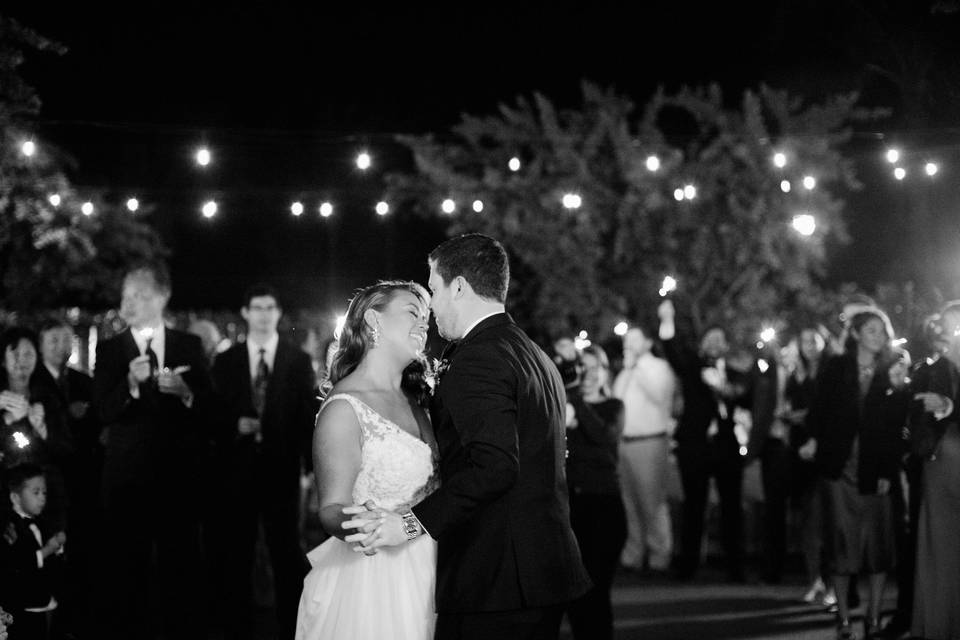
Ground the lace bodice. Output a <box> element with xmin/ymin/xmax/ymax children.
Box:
<box><xmin>322</xmin><ymin>393</ymin><xmax>439</xmax><ymax>511</ymax></box>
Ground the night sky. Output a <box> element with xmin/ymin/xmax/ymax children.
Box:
<box><xmin>8</xmin><ymin>3</ymin><xmax>960</xmax><ymax>311</ymax></box>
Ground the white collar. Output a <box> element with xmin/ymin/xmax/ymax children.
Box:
<box><xmin>246</xmin><ymin>332</ymin><xmax>279</xmax><ymax>354</ymax></box>
<box><xmin>461</xmin><ymin>311</ymin><xmax>503</xmax><ymax>340</ymax></box>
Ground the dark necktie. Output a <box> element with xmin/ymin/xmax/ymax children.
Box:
<box><xmin>253</xmin><ymin>347</ymin><xmax>269</xmax><ymax>417</ymax></box>
<box><xmin>145</xmin><ymin>337</ymin><xmax>159</xmax><ymax>384</ymax></box>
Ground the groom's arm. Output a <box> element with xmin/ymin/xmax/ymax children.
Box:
<box><xmin>412</xmin><ymin>347</ymin><xmax>519</xmax><ymax>539</ymax></box>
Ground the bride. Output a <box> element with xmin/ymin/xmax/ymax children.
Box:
<box><xmin>296</xmin><ymin>281</ymin><xmax>439</xmax><ymax>639</ymax></box>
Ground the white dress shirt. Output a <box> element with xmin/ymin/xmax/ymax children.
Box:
<box><xmin>131</xmin><ymin>324</ymin><xmax>166</xmax><ymax>370</ymax></box>
<box><xmin>614</xmin><ymin>352</ymin><xmax>676</xmax><ymax>437</ymax></box>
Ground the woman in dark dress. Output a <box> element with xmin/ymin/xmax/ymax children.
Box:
<box><xmin>787</xmin><ymin>327</ymin><xmax>833</xmax><ymax>605</ymax></box>
<box><xmin>564</xmin><ymin>344</ymin><xmax>627</xmax><ymax>640</ymax></box>
<box><xmin>805</xmin><ymin>310</ymin><xmax>909</xmax><ymax>639</ymax></box>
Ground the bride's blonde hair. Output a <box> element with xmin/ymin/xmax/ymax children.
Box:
<box><xmin>322</xmin><ymin>280</ymin><xmax>431</xmax><ymax>403</ymax></box>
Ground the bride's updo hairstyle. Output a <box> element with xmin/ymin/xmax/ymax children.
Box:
<box><xmin>323</xmin><ymin>280</ymin><xmax>431</xmax><ymax>404</ymax></box>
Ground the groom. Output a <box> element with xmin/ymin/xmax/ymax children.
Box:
<box><xmin>355</xmin><ymin>234</ymin><xmax>590</xmax><ymax>639</ymax></box>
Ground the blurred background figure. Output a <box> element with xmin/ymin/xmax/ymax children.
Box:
<box><xmin>564</xmin><ymin>344</ymin><xmax>626</xmax><ymax>640</ymax></box>
<box><xmin>93</xmin><ymin>262</ymin><xmax>213</xmax><ymax>640</ymax></box>
<box><xmin>554</xmin><ymin>336</ymin><xmax>582</xmax><ymax>393</ymax></box>
<box><xmin>211</xmin><ymin>285</ymin><xmax>316</xmax><ymax>640</ymax></box>
<box><xmin>0</xmin><ymin>327</ymin><xmax>71</xmax><ymax>533</ymax></box>
<box><xmin>658</xmin><ymin>299</ymin><xmax>749</xmax><ymax>583</ymax></box>
<box><xmin>189</xmin><ymin>319</ymin><xmax>229</xmax><ymax>367</ymax></box>
<box><xmin>785</xmin><ymin>327</ymin><xmax>835</xmax><ymax>606</ymax></box>
<box><xmin>909</xmin><ymin>301</ymin><xmax>960</xmax><ymax>640</ymax></box>
<box><xmin>33</xmin><ymin>318</ymin><xmax>99</xmax><ymax>638</ymax></box>
<box><xmin>805</xmin><ymin>308</ymin><xmax>908</xmax><ymax>640</ymax></box>
<box><xmin>613</xmin><ymin>326</ymin><xmax>676</xmax><ymax>574</ymax></box>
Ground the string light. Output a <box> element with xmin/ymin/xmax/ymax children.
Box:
<box><xmin>772</xmin><ymin>152</ymin><xmax>787</xmax><ymax>168</ymax></box>
<box><xmin>925</xmin><ymin>162</ymin><xmax>939</xmax><ymax>177</ymax></box>
<box><xmin>885</xmin><ymin>148</ymin><xmax>900</xmax><ymax>164</ymax></box>
<box><xmin>472</xmin><ymin>199</ymin><xmax>484</xmax><ymax>213</ymax></box>
<box><xmin>319</xmin><ymin>202</ymin><xmax>333</xmax><ymax>218</ymax></box>
<box><xmin>780</xmin><ymin>180</ymin><xmax>791</xmax><ymax>193</ymax></box>
<box><xmin>792</xmin><ymin>213</ymin><xmax>816</xmax><ymax>236</ymax></box>
<box><xmin>126</xmin><ymin>198</ymin><xmax>139</xmax><ymax>212</ymax></box>
<box><xmin>562</xmin><ymin>193</ymin><xmax>582</xmax><ymax>209</ymax></box>
<box><xmin>375</xmin><ymin>201</ymin><xmax>389</xmax><ymax>216</ymax></box>
<box><xmin>645</xmin><ymin>155</ymin><xmax>660</xmax><ymax>172</ymax></box>
<box><xmin>760</xmin><ymin>327</ymin><xmax>777</xmax><ymax>343</ymax></box>
<box><xmin>894</xmin><ymin>167</ymin><xmax>906</xmax><ymax>181</ymax></box>
<box><xmin>290</xmin><ymin>201</ymin><xmax>304</xmax><ymax>216</ymax></box>
<box><xmin>21</xmin><ymin>140</ymin><xmax>36</xmax><ymax>157</ymax></box>
<box><xmin>48</xmin><ymin>194</ymin><xmax>61</xmax><ymax>207</ymax></box>
<box><xmin>683</xmin><ymin>184</ymin><xmax>697</xmax><ymax>200</ymax></box>
<box><xmin>356</xmin><ymin>151</ymin><xmax>372</xmax><ymax>171</ymax></box>
<box><xmin>81</xmin><ymin>202</ymin><xmax>94</xmax><ymax>216</ymax></box>
<box><xmin>802</xmin><ymin>176</ymin><xmax>816</xmax><ymax>190</ymax></box>
<box><xmin>441</xmin><ymin>199</ymin><xmax>456</xmax><ymax>214</ymax></box>
<box><xmin>673</xmin><ymin>188</ymin><xmax>684</xmax><ymax>201</ymax></box>
<box><xmin>195</xmin><ymin>147</ymin><xmax>211</xmax><ymax>167</ymax></box>
<box><xmin>508</xmin><ymin>157</ymin><xmax>521</xmax><ymax>172</ymax></box>
<box><xmin>614</xmin><ymin>322</ymin><xmax>629</xmax><ymax>337</ymax></box>
<box><xmin>202</xmin><ymin>200</ymin><xmax>218</xmax><ymax>218</ymax></box>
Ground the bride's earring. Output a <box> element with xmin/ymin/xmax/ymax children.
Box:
<box><xmin>371</xmin><ymin>325</ymin><xmax>381</xmax><ymax>347</ymax></box>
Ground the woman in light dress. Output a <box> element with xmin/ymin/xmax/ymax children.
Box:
<box><xmin>296</xmin><ymin>281</ymin><xmax>439</xmax><ymax>640</ymax></box>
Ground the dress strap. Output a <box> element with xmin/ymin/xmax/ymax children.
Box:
<box><xmin>320</xmin><ymin>393</ymin><xmax>364</xmax><ymax>418</ymax></box>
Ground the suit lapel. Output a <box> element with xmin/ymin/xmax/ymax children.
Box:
<box><xmin>120</xmin><ymin>328</ymin><xmax>140</xmax><ymax>365</ymax></box>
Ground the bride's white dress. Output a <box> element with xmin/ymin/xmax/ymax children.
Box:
<box><xmin>296</xmin><ymin>393</ymin><xmax>439</xmax><ymax>640</ymax></box>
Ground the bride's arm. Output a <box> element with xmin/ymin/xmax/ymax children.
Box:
<box><xmin>315</xmin><ymin>400</ymin><xmax>363</xmax><ymax>541</ymax></box>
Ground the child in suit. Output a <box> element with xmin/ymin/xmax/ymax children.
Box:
<box><xmin>1</xmin><ymin>463</ymin><xmax>66</xmax><ymax>640</ymax></box>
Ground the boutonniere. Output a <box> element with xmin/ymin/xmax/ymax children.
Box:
<box><xmin>426</xmin><ymin>357</ymin><xmax>452</xmax><ymax>395</ymax></box>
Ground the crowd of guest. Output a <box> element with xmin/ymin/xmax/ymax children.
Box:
<box><xmin>557</xmin><ymin>298</ymin><xmax>959</xmax><ymax>640</ymax></box>
<box><xmin>2</xmin><ymin>259</ymin><xmax>959</xmax><ymax>640</ymax></box>
<box><xmin>0</xmin><ymin>261</ymin><xmax>319</xmax><ymax>640</ymax></box>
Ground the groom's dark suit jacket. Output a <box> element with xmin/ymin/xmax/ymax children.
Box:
<box><xmin>413</xmin><ymin>313</ymin><xmax>590</xmax><ymax>613</ymax></box>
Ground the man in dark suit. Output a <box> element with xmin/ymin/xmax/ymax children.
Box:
<box><xmin>93</xmin><ymin>262</ymin><xmax>212</xmax><ymax>640</ymax></box>
<box><xmin>354</xmin><ymin>234</ymin><xmax>590</xmax><ymax>640</ymax></box>
<box><xmin>211</xmin><ymin>285</ymin><xmax>315</xmax><ymax>640</ymax></box>
<box><xmin>657</xmin><ymin>299</ymin><xmax>749</xmax><ymax>583</ymax></box>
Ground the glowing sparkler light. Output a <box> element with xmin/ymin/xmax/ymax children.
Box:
<box><xmin>81</xmin><ymin>202</ymin><xmax>94</xmax><ymax>216</ymax></box>
<box><xmin>659</xmin><ymin>276</ymin><xmax>677</xmax><ymax>297</ymax></box>
<box><xmin>21</xmin><ymin>140</ymin><xmax>36</xmax><ymax>157</ymax></box>
<box><xmin>13</xmin><ymin>431</ymin><xmax>30</xmax><ymax>449</ymax></box>
<box><xmin>48</xmin><ymin>194</ymin><xmax>61</xmax><ymax>207</ymax></box>
<box><xmin>202</xmin><ymin>200</ymin><xmax>218</xmax><ymax>218</ymax></box>
<box><xmin>375</xmin><ymin>201</ymin><xmax>390</xmax><ymax>216</ymax></box>
<box><xmin>614</xmin><ymin>322</ymin><xmax>629</xmax><ymax>337</ymax></box>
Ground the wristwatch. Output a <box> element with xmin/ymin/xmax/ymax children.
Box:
<box><xmin>400</xmin><ymin>511</ymin><xmax>422</xmax><ymax>541</ymax></box>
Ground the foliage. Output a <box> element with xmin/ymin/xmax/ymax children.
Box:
<box><xmin>388</xmin><ymin>82</ymin><xmax>882</xmax><ymax>344</ymax></box>
<box><xmin>0</xmin><ymin>15</ymin><xmax>164</xmax><ymax>312</ymax></box>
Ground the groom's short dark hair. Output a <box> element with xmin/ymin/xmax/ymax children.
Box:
<box><xmin>429</xmin><ymin>234</ymin><xmax>509</xmax><ymax>303</ymax></box>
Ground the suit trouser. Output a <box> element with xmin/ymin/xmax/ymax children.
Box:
<box><xmin>435</xmin><ymin>604</ymin><xmax>565</xmax><ymax>640</ymax></box>
<box><xmin>760</xmin><ymin>438</ymin><xmax>792</xmax><ymax>580</ymax></box>
<box><xmin>217</xmin><ymin>458</ymin><xmax>308</xmax><ymax>640</ymax></box>
<box><xmin>892</xmin><ymin>459</ymin><xmax>922</xmax><ymax>622</ymax></box>
<box><xmin>98</xmin><ymin>477</ymin><xmax>206</xmax><ymax>640</ymax></box>
<box><xmin>567</xmin><ymin>492</ymin><xmax>627</xmax><ymax>640</ymax></box>
<box><xmin>676</xmin><ymin>437</ymin><xmax>743</xmax><ymax>576</ymax></box>
<box><xmin>618</xmin><ymin>435</ymin><xmax>673</xmax><ymax>570</ymax></box>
